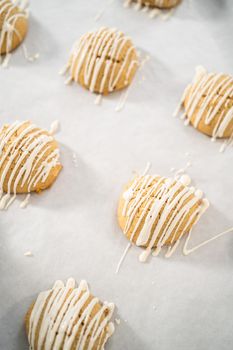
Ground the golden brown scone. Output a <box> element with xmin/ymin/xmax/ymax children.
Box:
<box><xmin>0</xmin><ymin>0</ymin><xmax>28</xmax><ymax>55</ymax></box>
<box><xmin>180</xmin><ymin>66</ymin><xmax>233</xmax><ymax>139</ymax></box>
<box><xmin>25</xmin><ymin>278</ymin><xmax>115</xmax><ymax>350</ymax></box>
<box><xmin>118</xmin><ymin>173</ymin><xmax>209</xmax><ymax>258</ymax></box>
<box><xmin>0</xmin><ymin>120</ymin><xmax>62</xmax><ymax>200</ymax></box>
<box><xmin>65</xmin><ymin>27</ymin><xmax>139</xmax><ymax>95</ymax></box>
<box><xmin>133</xmin><ymin>0</ymin><xmax>181</xmax><ymax>9</ymax></box>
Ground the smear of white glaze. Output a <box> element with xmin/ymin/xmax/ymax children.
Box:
<box><xmin>115</xmin><ymin>242</ymin><xmax>131</xmax><ymax>274</ymax></box>
<box><xmin>49</xmin><ymin>120</ymin><xmax>60</xmax><ymax>135</ymax></box>
<box><xmin>72</xmin><ymin>152</ymin><xmax>78</xmax><ymax>168</ymax></box>
<box><xmin>24</xmin><ymin>251</ymin><xmax>33</xmax><ymax>257</ymax></box>
<box><xmin>20</xmin><ymin>193</ymin><xmax>31</xmax><ymax>209</ymax></box>
<box><xmin>94</xmin><ymin>94</ymin><xmax>103</xmax><ymax>106</ymax></box>
<box><xmin>183</xmin><ymin>227</ymin><xmax>233</xmax><ymax>255</ymax></box>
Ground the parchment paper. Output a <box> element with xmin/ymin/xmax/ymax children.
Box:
<box><xmin>0</xmin><ymin>0</ymin><xmax>232</xmax><ymax>349</ymax></box>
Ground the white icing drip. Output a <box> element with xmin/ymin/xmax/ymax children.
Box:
<box><xmin>28</xmin><ymin>278</ymin><xmax>115</xmax><ymax>350</ymax></box>
<box><xmin>115</xmin><ymin>52</ymin><xmax>146</xmax><ymax>112</ymax></box>
<box><xmin>149</xmin><ymin>8</ymin><xmax>161</xmax><ymax>18</ymax></box>
<box><xmin>59</xmin><ymin>64</ymin><xmax>69</xmax><ymax>75</ymax></box>
<box><xmin>219</xmin><ymin>135</ymin><xmax>233</xmax><ymax>153</ymax></box>
<box><xmin>123</xmin><ymin>0</ymin><xmax>132</xmax><ymax>8</ymax></box>
<box><xmin>115</xmin><ymin>83</ymin><xmax>131</xmax><ymax>112</ymax></box>
<box><xmin>121</xmin><ymin>172</ymin><xmax>209</xmax><ymax>262</ymax></box>
<box><xmin>161</xmin><ymin>8</ymin><xmax>174</xmax><ymax>20</ymax></box>
<box><xmin>72</xmin><ymin>152</ymin><xmax>78</xmax><ymax>168</ymax></box>
<box><xmin>115</xmin><ymin>318</ymin><xmax>121</xmax><ymax>325</ymax></box>
<box><xmin>0</xmin><ymin>0</ymin><xmax>38</xmax><ymax>67</ymax></box>
<box><xmin>179</xmin><ymin>174</ymin><xmax>191</xmax><ymax>186</ymax></box>
<box><xmin>0</xmin><ymin>121</ymin><xmax>61</xmax><ymax>210</ymax></box>
<box><xmin>49</xmin><ymin>120</ymin><xmax>60</xmax><ymax>135</ymax></box>
<box><xmin>142</xmin><ymin>162</ymin><xmax>151</xmax><ymax>176</ymax></box>
<box><xmin>115</xmin><ymin>242</ymin><xmax>131</xmax><ymax>274</ymax></box>
<box><xmin>24</xmin><ymin>250</ymin><xmax>33</xmax><ymax>257</ymax></box>
<box><xmin>175</xmin><ymin>66</ymin><xmax>233</xmax><ymax>150</ymax></box>
<box><xmin>63</xmin><ymin>27</ymin><xmax>138</xmax><ymax>95</ymax></box>
<box><xmin>94</xmin><ymin>94</ymin><xmax>103</xmax><ymax>105</ymax></box>
<box><xmin>20</xmin><ymin>193</ymin><xmax>30</xmax><ymax>208</ymax></box>
<box><xmin>139</xmin><ymin>248</ymin><xmax>151</xmax><ymax>262</ymax></box>
<box><xmin>174</xmin><ymin>161</ymin><xmax>191</xmax><ymax>179</ymax></box>
<box><xmin>183</xmin><ymin>226</ymin><xmax>233</xmax><ymax>255</ymax></box>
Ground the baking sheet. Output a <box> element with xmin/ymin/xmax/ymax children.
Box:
<box><xmin>0</xmin><ymin>0</ymin><xmax>233</xmax><ymax>349</ymax></box>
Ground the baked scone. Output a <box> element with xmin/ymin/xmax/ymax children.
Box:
<box><xmin>0</xmin><ymin>0</ymin><xmax>28</xmax><ymax>55</ymax></box>
<box><xmin>118</xmin><ymin>172</ymin><xmax>209</xmax><ymax>260</ymax></box>
<box><xmin>178</xmin><ymin>66</ymin><xmax>233</xmax><ymax>139</ymax></box>
<box><xmin>0</xmin><ymin>120</ymin><xmax>62</xmax><ymax>209</ymax></box>
<box><xmin>25</xmin><ymin>278</ymin><xmax>115</xmax><ymax>350</ymax></box>
<box><xmin>64</xmin><ymin>27</ymin><xmax>139</xmax><ymax>95</ymax></box>
<box><xmin>132</xmin><ymin>0</ymin><xmax>181</xmax><ymax>9</ymax></box>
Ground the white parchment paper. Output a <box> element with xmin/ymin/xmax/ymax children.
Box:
<box><xmin>0</xmin><ymin>0</ymin><xmax>232</xmax><ymax>349</ymax></box>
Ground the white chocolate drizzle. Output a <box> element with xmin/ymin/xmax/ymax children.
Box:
<box><xmin>20</xmin><ymin>193</ymin><xmax>30</xmax><ymax>208</ymax></box>
<box><xmin>0</xmin><ymin>120</ymin><xmax>61</xmax><ymax>210</ymax></box>
<box><xmin>72</xmin><ymin>152</ymin><xmax>78</xmax><ymax>168</ymax></box>
<box><xmin>115</xmin><ymin>318</ymin><xmax>121</xmax><ymax>325</ymax></box>
<box><xmin>119</xmin><ymin>167</ymin><xmax>233</xmax><ymax>264</ymax></box>
<box><xmin>28</xmin><ymin>278</ymin><xmax>115</xmax><ymax>350</ymax></box>
<box><xmin>115</xmin><ymin>53</ymin><xmax>149</xmax><ymax>112</ymax></box>
<box><xmin>115</xmin><ymin>242</ymin><xmax>131</xmax><ymax>274</ymax></box>
<box><xmin>183</xmin><ymin>226</ymin><xmax>233</xmax><ymax>255</ymax></box>
<box><xmin>0</xmin><ymin>0</ymin><xmax>38</xmax><ymax>67</ymax></box>
<box><xmin>49</xmin><ymin>120</ymin><xmax>60</xmax><ymax>135</ymax></box>
<box><xmin>24</xmin><ymin>250</ymin><xmax>33</xmax><ymax>257</ymax></box>
<box><xmin>174</xmin><ymin>66</ymin><xmax>233</xmax><ymax>152</ymax></box>
<box><xmin>61</xmin><ymin>27</ymin><xmax>139</xmax><ymax>95</ymax></box>
<box><xmin>121</xmin><ymin>171</ymin><xmax>209</xmax><ymax>262</ymax></box>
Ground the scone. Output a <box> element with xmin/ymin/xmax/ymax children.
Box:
<box><xmin>25</xmin><ymin>278</ymin><xmax>115</xmax><ymax>350</ymax></box>
<box><xmin>64</xmin><ymin>27</ymin><xmax>139</xmax><ymax>95</ymax></box>
<box><xmin>0</xmin><ymin>0</ymin><xmax>28</xmax><ymax>55</ymax></box>
<box><xmin>132</xmin><ymin>0</ymin><xmax>181</xmax><ymax>9</ymax></box>
<box><xmin>0</xmin><ymin>120</ymin><xmax>62</xmax><ymax>209</ymax></box>
<box><xmin>118</xmin><ymin>172</ymin><xmax>209</xmax><ymax>259</ymax></box>
<box><xmin>178</xmin><ymin>66</ymin><xmax>233</xmax><ymax>139</ymax></box>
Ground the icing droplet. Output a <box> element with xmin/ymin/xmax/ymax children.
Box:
<box><xmin>115</xmin><ymin>318</ymin><xmax>121</xmax><ymax>325</ymax></box>
<box><xmin>179</xmin><ymin>174</ymin><xmax>191</xmax><ymax>186</ymax></box>
<box><xmin>24</xmin><ymin>251</ymin><xmax>33</xmax><ymax>257</ymax></box>
<box><xmin>194</xmin><ymin>189</ymin><xmax>203</xmax><ymax>199</ymax></box>
<box><xmin>139</xmin><ymin>248</ymin><xmax>151</xmax><ymax>263</ymax></box>
<box><xmin>20</xmin><ymin>193</ymin><xmax>31</xmax><ymax>209</ymax></box>
<box><xmin>49</xmin><ymin>120</ymin><xmax>60</xmax><ymax>135</ymax></box>
<box><xmin>94</xmin><ymin>94</ymin><xmax>102</xmax><ymax>105</ymax></box>
<box><xmin>115</xmin><ymin>243</ymin><xmax>131</xmax><ymax>274</ymax></box>
<box><xmin>72</xmin><ymin>152</ymin><xmax>78</xmax><ymax>168</ymax></box>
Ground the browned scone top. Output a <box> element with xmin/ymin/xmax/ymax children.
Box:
<box><xmin>182</xmin><ymin>67</ymin><xmax>233</xmax><ymax>139</ymax></box>
<box><xmin>67</xmin><ymin>27</ymin><xmax>139</xmax><ymax>95</ymax></box>
<box><xmin>133</xmin><ymin>0</ymin><xmax>181</xmax><ymax>9</ymax></box>
<box><xmin>25</xmin><ymin>278</ymin><xmax>115</xmax><ymax>350</ymax></box>
<box><xmin>0</xmin><ymin>120</ymin><xmax>62</xmax><ymax>194</ymax></box>
<box><xmin>0</xmin><ymin>0</ymin><xmax>28</xmax><ymax>54</ymax></box>
<box><xmin>118</xmin><ymin>173</ymin><xmax>209</xmax><ymax>250</ymax></box>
